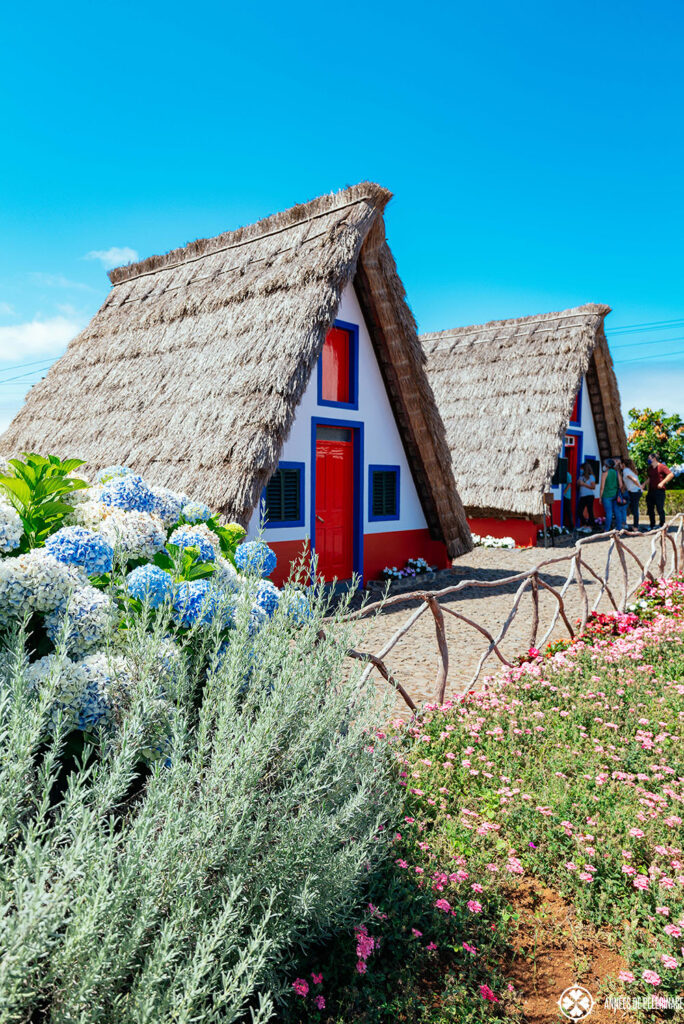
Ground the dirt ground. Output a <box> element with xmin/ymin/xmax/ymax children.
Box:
<box><xmin>346</xmin><ymin>530</ymin><xmax>678</xmax><ymax>714</ymax></box>
<box><xmin>504</xmin><ymin>879</ymin><xmax>635</xmax><ymax>1023</ymax></box>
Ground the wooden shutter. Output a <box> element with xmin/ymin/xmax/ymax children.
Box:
<box><xmin>265</xmin><ymin>467</ymin><xmax>301</xmax><ymax>521</ymax></box>
<box><xmin>372</xmin><ymin>470</ymin><xmax>397</xmax><ymax>517</ymax></box>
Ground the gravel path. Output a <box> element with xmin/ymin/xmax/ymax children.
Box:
<box><xmin>346</xmin><ymin>529</ymin><xmax>679</xmax><ymax>715</ymax></box>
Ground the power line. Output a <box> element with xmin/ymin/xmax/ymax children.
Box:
<box><xmin>607</xmin><ymin>316</ymin><xmax>684</xmax><ymax>335</ymax></box>
<box><xmin>0</xmin><ymin>365</ymin><xmax>52</xmax><ymax>385</ymax></box>
<box><xmin>609</xmin><ymin>334</ymin><xmax>684</xmax><ymax>351</ymax></box>
<box><xmin>613</xmin><ymin>348</ymin><xmax>684</xmax><ymax>364</ymax></box>
<box><xmin>0</xmin><ymin>356</ymin><xmax>59</xmax><ymax>374</ymax></box>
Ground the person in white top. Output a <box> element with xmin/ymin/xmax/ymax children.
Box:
<box><xmin>577</xmin><ymin>462</ymin><xmax>596</xmax><ymax>528</ymax></box>
<box><xmin>619</xmin><ymin>457</ymin><xmax>643</xmax><ymax>530</ymax></box>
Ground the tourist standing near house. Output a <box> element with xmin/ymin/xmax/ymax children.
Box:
<box><xmin>562</xmin><ymin>470</ymin><xmax>573</xmax><ymax>529</ymax></box>
<box><xmin>600</xmin><ymin>458</ymin><xmax>626</xmax><ymax>531</ymax></box>
<box><xmin>577</xmin><ymin>462</ymin><xmax>596</xmax><ymax>527</ymax></box>
<box><xmin>620</xmin><ymin>457</ymin><xmax>642</xmax><ymax>529</ymax></box>
<box><xmin>646</xmin><ymin>453</ymin><xmax>674</xmax><ymax>529</ymax></box>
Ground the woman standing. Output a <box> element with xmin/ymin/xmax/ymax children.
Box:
<box><xmin>577</xmin><ymin>462</ymin><xmax>596</xmax><ymax>528</ymax></box>
<box><xmin>600</xmin><ymin>458</ymin><xmax>627</xmax><ymax>531</ymax></box>
<box><xmin>620</xmin><ymin>457</ymin><xmax>643</xmax><ymax>530</ymax></box>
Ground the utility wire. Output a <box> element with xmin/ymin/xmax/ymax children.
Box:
<box><xmin>0</xmin><ymin>356</ymin><xmax>59</xmax><ymax>374</ymax></box>
<box><xmin>613</xmin><ymin>348</ymin><xmax>684</xmax><ymax>364</ymax></box>
<box><xmin>607</xmin><ymin>316</ymin><xmax>684</xmax><ymax>334</ymax></box>
<box><xmin>0</xmin><ymin>366</ymin><xmax>52</xmax><ymax>385</ymax></box>
<box><xmin>608</xmin><ymin>334</ymin><xmax>684</xmax><ymax>351</ymax></box>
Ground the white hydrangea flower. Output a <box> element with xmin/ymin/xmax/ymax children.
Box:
<box><xmin>72</xmin><ymin>503</ymin><xmax>166</xmax><ymax>561</ymax></box>
<box><xmin>0</xmin><ymin>550</ymin><xmax>84</xmax><ymax>621</ymax></box>
<box><xmin>0</xmin><ymin>496</ymin><xmax>23</xmax><ymax>552</ymax></box>
<box><xmin>63</xmin><ymin>482</ymin><xmax>102</xmax><ymax>507</ymax></box>
<box><xmin>70</xmin><ymin>499</ymin><xmax>110</xmax><ymax>528</ymax></box>
<box><xmin>214</xmin><ymin>555</ymin><xmax>240</xmax><ymax>593</ymax></box>
<box><xmin>45</xmin><ymin>586</ymin><xmax>119</xmax><ymax>656</ymax></box>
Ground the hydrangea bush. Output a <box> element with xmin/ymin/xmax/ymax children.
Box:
<box><xmin>0</xmin><ymin>454</ymin><xmax>312</xmax><ymax>756</ymax></box>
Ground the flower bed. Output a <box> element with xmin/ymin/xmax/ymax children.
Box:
<box><xmin>472</xmin><ymin>532</ymin><xmax>516</xmax><ymax>549</ymax></box>
<box><xmin>284</xmin><ymin>577</ymin><xmax>684</xmax><ymax>1021</ymax></box>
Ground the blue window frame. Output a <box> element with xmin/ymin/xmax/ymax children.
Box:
<box><xmin>261</xmin><ymin>461</ymin><xmax>305</xmax><ymax>528</ymax></box>
<box><xmin>310</xmin><ymin>416</ymin><xmax>364</xmax><ymax>581</ymax></box>
<box><xmin>570</xmin><ymin>380</ymin><xmax>582</xmax><ymax>427</ymax></box>
<box><xmin>368</xmin><ymin>464</ymin><xmax>400</xmax><ymax>522</ymax></box>
<box><xmin>317</xmin><ymin>319</ymin><xmax>359</xmax><ymax>411</ymax></box>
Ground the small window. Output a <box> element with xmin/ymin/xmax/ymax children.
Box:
<box><xmin>263</xmin><ymin>463</ymin><xmax>304</xmax><ymax>527</ymax></box>
<box><xmin>318</xmin><ymin>320</ymin><xmax>359</xmax><ymax>409</ymax></box>
<box><xmin>369</xmin><ymin>465</ymin><xmax>400</xmax><ymax>521</ymax></box>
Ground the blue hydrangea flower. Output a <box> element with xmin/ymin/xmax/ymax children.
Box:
<box><xmin>125</xmin><ymin>564</ymin><xmax>174</xmax><ymax>608</ymax></box>
<box><xmin>172</xmin><ymin>580</ymin><xmax>219</xmax><ymax>628</ymax></box>
<box><xmin>100</xmin><ymin>474</ymin><xmax>156</xmax><ymax>514</ymax></box>
<box><xmin>45</xmin><ymin>525</ymin><xmax>114</xmax><ymax>575</ymax></box>
<box><xmin>254</xmin><ymin>580</ymin><xmax>280</xmax><ymax>617</ymax></box>
<box><xmin>168</xmin><ymin>525</ymin><xmax>216</xmax><ymax>563</ymax></box>
<box><xmin>182</xmin><ymin>500</ymin><xmax>211</xmax><ymax>523</ymax></box>
<box><xmin>96</xmin><ymin>465</ymin><xmax>134</xmax><ymax>484</ymax></box>
<box><xmin>234</xmin><ymin>540</ymin><xmax>277</xmax><ymax>578</ymax></box>
<box><xmin>280</xmin><ymin>587</ymin><xmax>313</xmax><ymax>625</ymax></box>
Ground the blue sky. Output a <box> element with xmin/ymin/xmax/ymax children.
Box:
<box><xmin>1</xmin><ymin>0</ymin><xmax>683</xmax><ymax>432</ymax></box>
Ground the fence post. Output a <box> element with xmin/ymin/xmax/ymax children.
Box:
<box><xmin>529</xmin><ymin>573</ymin><xmax>539</xmax><ymax>649</ymax></box>
<box><xmin>427</xmin><ymin>596</ymin><xmax>449</xmax><ymax>705</ymax></box>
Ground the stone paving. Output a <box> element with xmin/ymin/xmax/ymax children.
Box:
<box><xmin>345</xmin><ymin>530</ymin><xmax>678</xmax><ymax>715</ymax></box>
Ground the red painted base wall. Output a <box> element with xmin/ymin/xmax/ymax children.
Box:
<box><xmin>266</xmin><ymin>530</ymin><xmax>449</xmax><ymax>586</ymax></box>
<box><xmin>363</xmin><ymin>529</ymin><xmax>449</xmax><ymax>582</ymax></box>
<box><xmin>468</xmin><ymin>516</ymin><xmax>538</xmax><ymax>548</ymax></box>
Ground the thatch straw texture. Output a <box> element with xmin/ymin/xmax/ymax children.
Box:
<box><xmin>1</xmin><ymin>183</ymin><xmax>471</xmax><ymax>557</ymax></box>
<box><xmin>422</xmin><ymin>304</ymin><xmax>627</xmax><ymax>520</ymax></box>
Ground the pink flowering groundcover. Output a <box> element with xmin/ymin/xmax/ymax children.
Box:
<box><xmin>283</xmin><ymin>577</ymin><xmax>684</xmax><ymax>1023</ymax></box>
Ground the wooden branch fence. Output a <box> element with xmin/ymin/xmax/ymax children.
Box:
<box><xmin>335</xmin><ymin>515</ymin><xmax>684</xmax><ymax>714</ymax></box>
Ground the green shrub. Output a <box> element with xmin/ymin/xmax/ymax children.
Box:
<box><xmin>0</xmin><ymin>585</ymin><xmax>398</xmax><ymax>1023</ymax></box>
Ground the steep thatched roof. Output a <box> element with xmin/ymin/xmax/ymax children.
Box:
<box><xmin>1</xmin><ymin>183</ymin><xmax>471</xmax><ymax>557</ymax></box>
<box><xmin>421</xmin><ymin>304</ymin><xmax>627</xmax><ymax>520</ymax></box>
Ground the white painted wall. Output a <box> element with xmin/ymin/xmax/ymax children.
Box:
<box><xmin>247</xmin><ymin>283</ymin><xmax>428</xmax><ymax>541</ymax></box>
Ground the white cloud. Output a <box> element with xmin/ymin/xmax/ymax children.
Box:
<box><xmin>83</xmin><ymin>246</ymin><xmax>138</xmax><ymax>270</ymax></box>
<box><xmin>0</xmin><ymin>315</ymin><xmax>84</xmax><ymax>360</ymax></box>
<box><xmin>29</xmin><ymin>272</ymin><xmax>93</xmax><ymax>291</ymax></box>
<box><xmin>0</xmin><ymin>302</ymin><xmax>15</xmax><ymax>316</ymax></box>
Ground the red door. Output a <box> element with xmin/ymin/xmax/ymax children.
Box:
<box><xmin>564</xmin><ymin>435</ymin><xmax>579</xmax><ymax>523</ymax></box>
<box><xmin>315</xmin><ymin>436</ymin><xmax>354</xmax><ymax>580</ymax></box>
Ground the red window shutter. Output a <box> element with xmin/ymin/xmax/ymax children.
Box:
<box><xmin>321</xmin><ymin>327</ymin><xmax>350</xmax><ymax>403</ymax></box>
<box><xmin>571</xmin><ymin>392</ymin><xmax>579</xmax><ymax>423</ymax></box>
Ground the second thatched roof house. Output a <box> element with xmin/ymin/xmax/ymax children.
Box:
<box><xmin>422</xmin><ymin>304</ymin><xmax>628</xmax><ymax>545</ymax></box>
<box><xmin>1</xmin><ymin>183</ymin><xmax>472</xmax><ymax>584</ymax></box>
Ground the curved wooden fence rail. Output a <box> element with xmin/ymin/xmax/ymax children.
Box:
<box><xmin>334</xmin><ymin>515</ymin><xmax>684</xmax><ymax>714</ymax></box>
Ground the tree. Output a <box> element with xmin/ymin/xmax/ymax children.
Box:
<box><xmin>627</xmin><ymin>407</ymin><xmax>684</xmax><ymax>477</ymax></box>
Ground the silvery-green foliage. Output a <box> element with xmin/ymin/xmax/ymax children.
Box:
<box><xmin>0</xmin><ymin>578</ymin><xmax>397</xmax><ymax>1023</ymax></box>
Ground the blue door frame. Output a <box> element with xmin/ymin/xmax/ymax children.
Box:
<box><xmin>310</xmin><ymin>415</ymin><xmax>364</xmax><ymax>583</ymax></box>
<box><xmin>563</xmin><ymin>429</ymin><xmax>583</xmax><ymax>523</ymax></box>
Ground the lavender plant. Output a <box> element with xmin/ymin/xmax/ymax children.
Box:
<box><xmin>0</xmin><ymin>576</ymin><xmax>397</xmax><ymax>1023</ymax></box>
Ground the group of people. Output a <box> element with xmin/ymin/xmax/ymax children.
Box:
<box><xmin>563</xmin><ymin>453</ymin><xmax>673</xmax><ymax>532</ymax></box>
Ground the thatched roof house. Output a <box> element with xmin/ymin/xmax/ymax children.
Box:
<box><xmin>422</xmin><ymin>304</ymin><xmax>627</xmax><ymax>525</ymax></box>
<box><xmin>1</xmin><ymin>183</ymin><xmax>472</xmax><ymax>571</ymax></box>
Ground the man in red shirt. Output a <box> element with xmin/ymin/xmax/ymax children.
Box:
<box><xmin>645</xmin><ymin>453</ymin><xmax>674</xmax><ymax>529</ymax></box>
